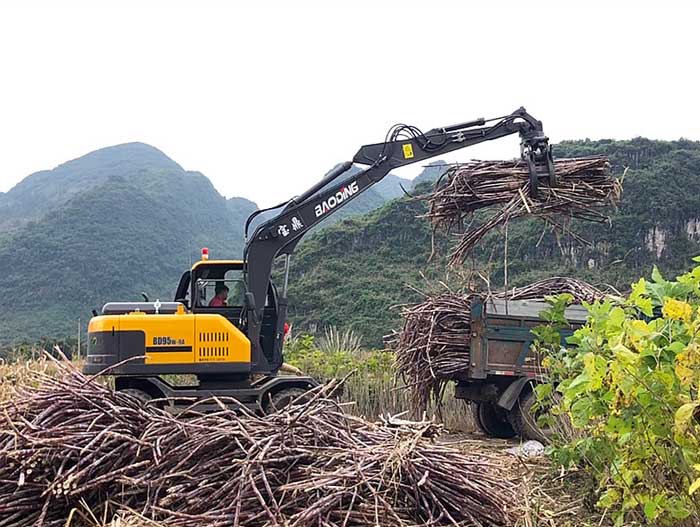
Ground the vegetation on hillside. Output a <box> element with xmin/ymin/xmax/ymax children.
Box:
<box><xmin>0</xmin><ymin>142</ymin><xmax>183</xmax><ymax>230</ymax></box>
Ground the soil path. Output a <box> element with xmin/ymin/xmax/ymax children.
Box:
<box><xmin>441</xmin><ymin>432</ymin><xmax>608</xmax><ymax>527</ymax></box>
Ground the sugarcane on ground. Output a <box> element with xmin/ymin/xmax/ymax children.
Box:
<box><xmin>0</xmin><ymin>358</ymin><xmax>611</xmax><ymax>527</ymax></box>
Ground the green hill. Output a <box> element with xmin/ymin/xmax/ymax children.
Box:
<box><xmin>0</xmin><ymin>143</ymin><xmax>183</xmax><ymax>230</ymax></box>
<box><xmin>287</xmin><ymin>138</ymin><xmax>700</xmax><ymax>346</ymax></box>
<box><xmin>0</xmin><ymin>167</ymin><xmax>247</xmax><ymax>341</ymax></box>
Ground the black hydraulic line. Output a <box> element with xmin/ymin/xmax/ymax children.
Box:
<box><xmin>289</xmin><ymin>161</ymin><xmax>354</xmax><ymax>209</ymax></box>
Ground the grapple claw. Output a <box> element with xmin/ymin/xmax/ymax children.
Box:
<box><xmin>521</xmin><ymin>135</ymin><xmax>556</xmax><ymax>198</ymax></box>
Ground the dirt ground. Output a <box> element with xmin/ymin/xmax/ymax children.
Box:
<box><xmin>442</xmin><ymin>432</ymin><xmax>609</xmax><ymax>527</ymax></box>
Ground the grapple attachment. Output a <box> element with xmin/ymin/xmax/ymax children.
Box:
<box><xmin>521</xmin><ymin>134</ymin><xmax>555</xmax><ymax>198</ymax></box>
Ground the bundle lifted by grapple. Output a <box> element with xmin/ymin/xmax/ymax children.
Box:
<box><xmin>83</xmin><ymin>108</ymin><xmax>558</xmax><ymax>412</ymax></box>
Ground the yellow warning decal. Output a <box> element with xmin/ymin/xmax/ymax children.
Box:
<box><xmin>402</xmin><ymin>143</ymin><xmax>414</xmax><ymax>159</ymax></box>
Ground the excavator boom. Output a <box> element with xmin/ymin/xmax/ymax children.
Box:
<box><xmin>243</xmin><ymin>107</ymin><xmax>554</xmax><ymax>372</ymax></box>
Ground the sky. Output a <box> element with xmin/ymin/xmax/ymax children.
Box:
<box><xmin>1</xmin><ymin>1</ymin><xmax>699</xmax><ymax>207</ymax></box>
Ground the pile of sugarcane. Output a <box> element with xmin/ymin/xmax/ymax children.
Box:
<box><xmin>502</xmin><ymin>276</ymin><xmax>611</xmax><ymax>303</ymax></box>
<box><xmin>390</xmin><ymin>293</ymin><xmax>474</xmax><ymax>411</ymax></box>
<box><xmin>422</xmin><ymin>156</ymin><xmax>620</xmax><ymax>264</ymax></box>
<box><xmin>0</xmin><ymin>359</ymin><xmax>516</xmax><ymax>527</ymax></box>
<box><xmin>390</xmin><ymin>278</ymin><xmax>608</xmax><ymax>412</ymax></box>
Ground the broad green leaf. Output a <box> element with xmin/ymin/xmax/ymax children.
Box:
<box><xmin>668</xmin><ymin>341</ymin><xmax>685</xmax><ymax>354</ymax></box>
<box><xmin>564</xmin><ymin>372</ymin><xmax>590</xmax><ymax>398</ymax></box>
<box><xmin>583</xmin><ymin>352</ymin><xmax>607</xmax><ymax>391</ymax></box>
<box><xmin>534</xmin><ymin>383</ymin><xmax>552</xmax><ymax>399</ymax></box>
<box><xmin>643</xmin><ymin>499</ymin><xmax>658</xmax><ymax>520</ymax></box>
<box><xmin>656</xmin><ymin>370</ymin><xmax>676</xmax><ymax>390</ymax></box>
<box><xmin>597</xmin><ymin>487</ymin><xmax>620</xmax><ymax>508</ymax></box>
<box><xmin>635</xmin><ymin>297</ymin><xmax>654</xmax><ymax>317</ymax></box>
<box><xmin>608</xmin><ymin>306</ymin><xmax>626</xmax><ymax>328</ymax></box>
<box><xmin>630</xmin><ymin>277</ymin><xmax>646</xmax><ymax>298</ymax></box>
<box><xmin>612</xmin><ymin>344</ymin><xmax>639</xmax><ymax>367</ymax></box>
<box><xmin>670</xmin><ymin>505</ymin><xmax>691</xmax><ymax>519</ymax></box>
<box><xmin>689</xmin><ymin>477</ymin><xmax>700</xmax><ymax>495</ymax></box>
<box><xmin>570</xmin><ymin>397</ymin><xmax>593</xmax><ymax>426</ymax></box>
<box><xmin>652</xmin><ymin>265</ymin><xmax>665</xmax><ymax>283</ymax></box>
<box><xmin>675</xmin><ymin>402</ymin><xmax>699</xmax><ymax>434</ymax></box>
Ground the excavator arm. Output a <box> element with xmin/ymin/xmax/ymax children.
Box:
<box><xmin>243</xmin><ymin>107</ymin><xmax>553</xmax><ymax>372</ymax></box>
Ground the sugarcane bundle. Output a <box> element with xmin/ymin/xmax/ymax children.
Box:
<box><xmin>0</xmin><ymin>358</ymin><xmax>517</xmax><ymax>527</ymax></box>
<box><xmin>422</xmin><ymin>156</ymin><xmax>620</xmax><ymax>264</ymax></box>
<box><xmin>389</xmin><ymin>292</ymin><xmax>474</xmax><ymax>412</ymax></box>
<box><xmin>502</xmin><ymin>276</ymin><xmax>610</xmax><ymax>303</ymax></box>
<box><xmin>390</xmin><ymin>277</ymin><xmax>608</xmax><ymax>412</ymax></box>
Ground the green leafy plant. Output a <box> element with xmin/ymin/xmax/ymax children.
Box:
<box><xmin>316</xmin><ymin>326</ymin><xmax>363</xmax><ymax>355</ymax></box>
<box><xmin>535</xmin><ymin>262</ymin><xmax>700</xmax><ymax>526</ymax></box>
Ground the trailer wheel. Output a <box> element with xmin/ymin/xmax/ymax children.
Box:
<box><xmin>469</xmin><ymin>402</ymin><xmax>487</xmax><ymax>434</ymax></box>
<box><xmin>263</xmin><ymin>387</ymin><xmax>309</xmax><ymax>414</ymax></box>
<box><xmin>475</xmin><ymin>401</ymin><xmax>516</xmax><ymax>439</ymax></box>
<box><xmin>509</xmin><ymin>391</ymin><xmax>552</xmax><ymax>443</ymax></box>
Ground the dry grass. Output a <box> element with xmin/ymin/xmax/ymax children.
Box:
<box><xmin>444</xmin><ymin>435</ymin><xmax>611</xmax><ymax>527</ymax></box>
<box><xmin>0</xmin><ymin>357</ymin><xmax>54</xmax><ymax>401</ymax></box>
<box><xmin>62</xmin><ymin>505</ymin><xmax>165</xmax><ymax>527</ymax></box>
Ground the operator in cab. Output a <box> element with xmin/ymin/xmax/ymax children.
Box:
<box><xmin>208</xmin><ymin>284</ymin><xmax>229</xmax><ymax>307</ymax></box>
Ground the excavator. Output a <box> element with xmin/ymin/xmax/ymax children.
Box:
<box><xmin>83</xmin><ymin>107</ymin><xmax>555</xmax><ymax>412</ymax></box>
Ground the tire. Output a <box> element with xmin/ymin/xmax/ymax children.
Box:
<box><xmin>263</xmin><ymin>387</ymin><xmax>309</xmax><ymax>414</ymax></box>
<box><xmin>509</xmin><ymin>390</ymin><xmax>551</xmax><ymax>443</ymax></box>
<box><xmin>469</xmin><ymin>402</ymin><xmax>487</xmax><ymax>435</ymax></box>
<box><xmin>476</xmin><ymin>401</ymin><xmax>517</xmax><ymax>439</ymax></box>
<box><xmin>119</xmin><ymin>388</ymin><xmax>153</xmax><ymax>407</ymax></box>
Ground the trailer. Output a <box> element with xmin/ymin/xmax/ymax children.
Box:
<box><xmin>453</xmin><ymin>297</ymin><xmax>588</xmax><ymax>441</ymax></box>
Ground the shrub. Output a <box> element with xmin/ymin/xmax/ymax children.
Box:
<box><xmin>537</xmin><ymin>262</ymin><xmax>700</xmax><ymax>526</ymax></box>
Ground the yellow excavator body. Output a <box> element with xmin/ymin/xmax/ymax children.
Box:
<box><xmin>87</xmin><ymin>309</ymin><xmax>250</xmax><ymax>366</ymax></box>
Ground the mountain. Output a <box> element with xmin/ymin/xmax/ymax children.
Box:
<box><xmin>227</xmin><ymin>196</ymin><xmax>259</xmax><ymax>234</ymax></box>
<box><xmin>412</xmin><ymin>160</ymin><xmax>448</xmax><ymax>187</ymax></box>
<box><xmin>308</xmin><ymin>164</ymin><xmax>412</xmax><ymax>225</ymax></box>
<box><xmin>0</xmin><ymin>143</ymin><xmax>183</xmax><ymax>230</ymax></box>
<box><xmin>0</xmin><ymin>144</ymin><xmax>414</xmax><ymax>343</ymax></box>
<box><xmin>287</xmin><ymin>138</ymin><xmax>700</xmax><ymax>346</ymax></box>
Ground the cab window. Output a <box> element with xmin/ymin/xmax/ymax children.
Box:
<box><xmin>195</xmin><ymin>273</ymin><xmax>245</xmax><ymax>308</ymax></box>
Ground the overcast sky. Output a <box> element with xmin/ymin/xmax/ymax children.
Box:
<box><xmin>1</xmin><ymin>1</ymin><xmax>698</xmax><ymax>207</ymax></box>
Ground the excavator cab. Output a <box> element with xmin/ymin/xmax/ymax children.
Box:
<box><xmin>173</xmin><ymin>257</ymin><xmax>282</xmax><ymax>367</ymax></box>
